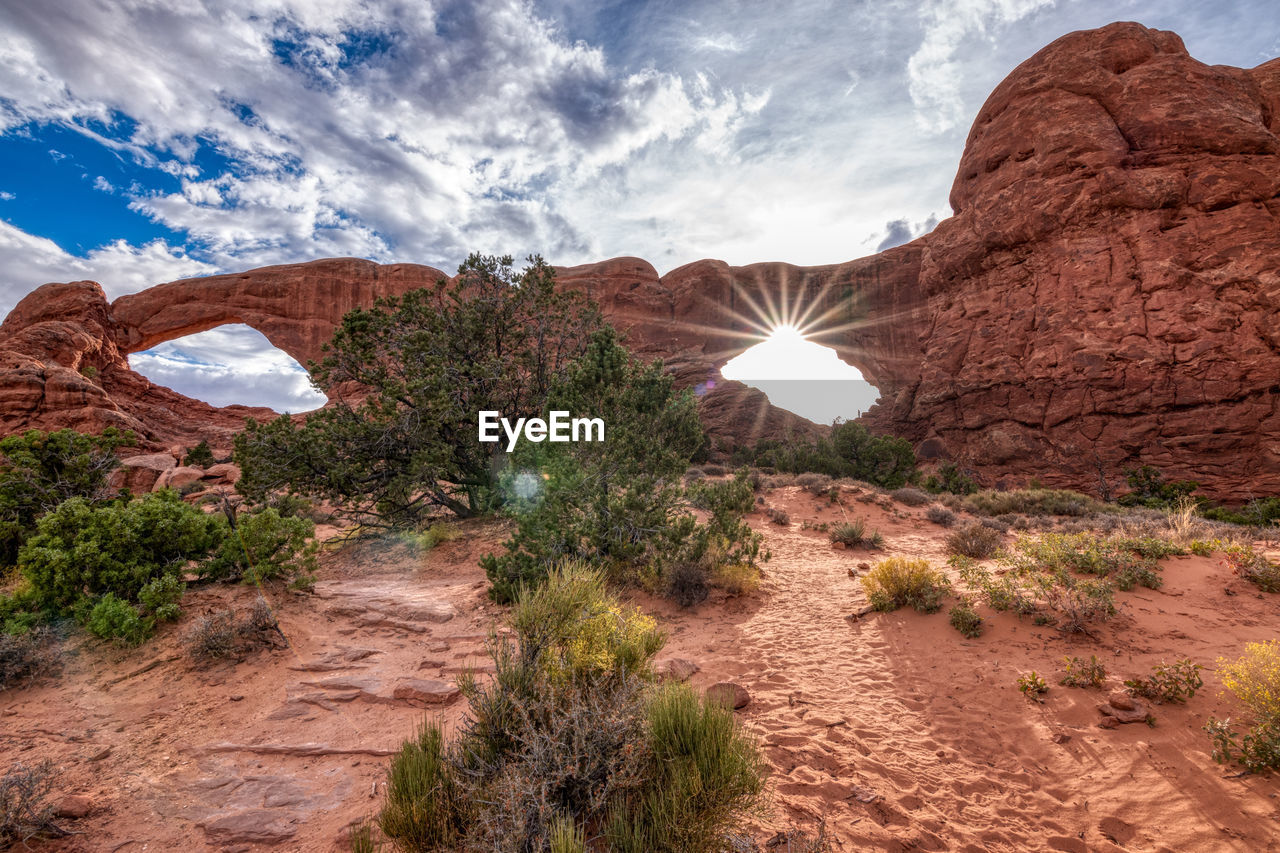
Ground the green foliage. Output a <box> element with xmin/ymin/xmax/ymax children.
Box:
<box><xmin>137</xmin><ymin>574</ymin><xmax>185</xmax><ymax>622</ymax></box>
<box><xmin>923</xmin><ymin>462</ymin><xmax>977</xmax><ymax>495</ymax></box>
<box><xmin>961</xmin><ymin>488</ymin><xmax>1104</xmax><ymax>517</ymax></box>
<box><xmin>1207</xmin><ymin>641</ymin><xmax>1280</xmax><ymax>772</ymax></box>
<box><xmin>948</xmin><ymin>597</ymin><xmax>983</xmax><ymax>638</ymax></box>
<box><xmin>1119</xmin><ymin>465</ymin><xmax>1199</xmax><ymax>509</ymax></box>
<box><xmin>1060</xmin><ymin>655</ymin><xmax>1107</xmax><ymax>689</ymax></box>
<box><xmin>0</xmin><ymin>428</ymin><xmax>132</xmax><ymax>567</ymax></box>
<box><xmin>85</xmin><ymin>593</ymin><xmax>152</xmax><ymax>645</ymax></box>
<box><xmin>1018</xmin><ymin>532</ymin><xmax>1173</xmax><ymax>591</ymax></box>
<box><xmin>19</xmin><ymin>490</ymin><xmax>223</xmax><ymax>614</ymax></box>
<box><xmin>483</xmin><ymin>330</ymin><xmax>757</xmax><ymax>604</ymax></box>
<box><xmin>828</xmin><ymin>519</ymin><xmax>881</xmax><ymax>548</ymax></box>
<box><xmin>746</xmin><ymin>421</ymin><xmax>917</xmax><ymax>489</ymax></box>
<box><xmin>183</xmin><ymin>440</ymin><xmax>216</xmax><ymax>468</ymax></box>
<box><xmin>202</xmin><ymin>507</ymin><xmax>318</xmax><ymax>587</ymax></box>
<box><xmin>1221</xmin><ymin>544</ymin><xmax>1280</xmax><ymax>593</ymax></box>
<box><xmin>1205</xmin><ymin>717</ymin><xmax>1280</xmax><ymax>773</ymax></box>
<box><xmin>946</xmin><ymin>523</ymin><xmax>1002</xmax><ymax>559</ymax></box>
<box><xmin>862</xmin><ymin>557</ymin><xmax>949</xmax><ymax>613</ymax></box>
<box><xmin>1124</xmin><ymin>658</ymin><xmax>1203</xmax><ymax>703</ymax></box>
<box><xmin>1017</xmin><ymin>671</ymin><xmax>1048</xmax><ymax>701</ymax></box>
<box><xmin>1201</xmin><ymin>497</ymin><xmax>1280</xmax><ymax>528</ymax></box>
<box><xmin>236</xmin><ymin>253</ymin><xmax>601</xmax><ymax>526</ymax></box>
<box><xmin>375</xmin><ymin>563</ymin><xmax>763</xmax><ymax>852</ymax></box>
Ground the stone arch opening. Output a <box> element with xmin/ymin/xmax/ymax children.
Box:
<box><xmin>128</xmin><ymin>324</ymin><xmax>328</xmax><ymax>414</ymax></box>
<box><xmin>719</xmin><ymin>327</ymin><xmax>883</xmax><ymax>425</ymax></box>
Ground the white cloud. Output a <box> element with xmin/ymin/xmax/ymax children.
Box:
<box><xmin>907</xmin><ymin>0</ymin><xmax>1056</xmax><ymax>133</ymax></box>
<box><xmin>130</xmin><ymin>324</ymin><xmax>328</xmax><ymax>413</ymax></box>
<box><xmin>0</xmin><ymin>191</ymin><xmax>14</xmax><ymax>200</ymax></box>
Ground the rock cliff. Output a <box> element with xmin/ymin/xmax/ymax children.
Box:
<box><xmin>0</xmin><ymin>22</ymin><xmax>1275</xmax><ymax>498</ymax></box>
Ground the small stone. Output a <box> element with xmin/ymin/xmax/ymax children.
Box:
<box><xmin>1097</xmin><ymin>715</ymin><xmax>1120</xmax><ymax>729</ymax></box>
<box><xmin>706</xmin><ymin>682</ymin><xmax>751</xmax><ymax>710</ymax></box>
<box><xmin>857</xmin><ymin>562</ymin><xmax>871</xmax><ymax>572</ymax></box>
<box><xmin>53</xmin><ymin>795</ymin><xmax>93</xmax><ymax>819</ymax></box>
<box><xmin>656</xmin><ymin>658</ymin><xmax>700</xmax><ymax>682</ymax></box>
<box><xmin>87</xmin><ymin>746</ymin><xmax>112</xmax><ymax>761</ymax></box>
<box><xmin>229</xmin><ymin>695</ymin><xmax>245</xmax><ymax>702</ymax></box>
<box><xmin>1051</xmin><ymin>732</ymin><xmax>1072</xmax><ymax>744</ymax></box>
<box><xmin>1107</xmin><ymin>691</ymin><xmax>1136</xmax><ymax>711</ymax></box>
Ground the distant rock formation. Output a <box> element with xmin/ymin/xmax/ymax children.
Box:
<box><xmin>0</xmin><ymin>22</ymin><xmax>1275</xmax><ymax>498</ymax></box>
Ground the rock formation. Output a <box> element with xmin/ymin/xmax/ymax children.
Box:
<box><xmin>0</xmin><ymin>22</ymin><xmax>1276</xmax><ymax>499</ymax></box>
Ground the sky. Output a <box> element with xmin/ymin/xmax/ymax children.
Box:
<box><xmin>1</xmin><ymin>0</ymin><xmax>1277</xmax><ymax>414</ymax></box>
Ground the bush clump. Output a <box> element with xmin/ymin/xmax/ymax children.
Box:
<box><xmin>923</xmin><ymin>462</ymin><xmax>977</xmax><ymax>496</ymax></box>
<box><xmin>0</xmin><ymin>427</ymin><xmax>132</xmax><ymax>567</ymax></box>
<box><xmin>0</xmin><ymin>626</ymin><xmax>60</xmax><ymax>690</ymax></box>
<box><xmin>948</xmin><ymin>597</ymin><xmax>983</xmax><ymax>638</ymax></box>
<box><xmin>1124</xmin><ymin>658</ymin><xmax>1202</xmax><ymax>704</ymax></box>
<box><xmin>742</xmin><ymin>421</ymin><xmax>917</xmax><ymax>489</ymax></box>
<box><xmin>201</xmin><ymin>507</ymin><xmax>318</xmax><ymax>588</ymax></box>
<box><xmin>1221</xmin><ymin>544</ymin><xmax>1280</xmax><ymax>593</ymax></box>
<box><xmin>961</xmin><ymin>488</ymin><xmax>1104</xmax><ymax>518</ymax></box>
<box><xmin>1017</xmin><ymin>671</ymin><xmax>1048</xmax><ymax>701</ymax></box>
<box><xmin>891</xmin><ymin>487</ymin><xmax>930</xmax><ymax>507</ymax></box>
<box><xmin>829</xmin><ymin>520</ymin><xmax>882</xmax><ymax>549</ymax></box>
<box><xmin>1206</xmin><ymin>642</ymin><xmax>1280</xmax><ymax>772</ymax></box>
<box><xmin>946</xmin><ymin>523</ymin><xmax>1002</xmax><ymax>559</ymax></box>
<box><xmin>1060</xmin><ymin>655</ymin><xmax>1107</xmax><ymax>689</ymax></box>
<box><xmin>183</xmin><ymin>440</ymin><xmax>217</xmax><ymax>468</ymax></box>
<box><xmin>373</xmin><ymin>563</ymin><xmax>763</xmax><ymax>852</ymax></box>
<box><xmin>861</xmin><ymin>557</ymin><xmax>949</xmax><ymax>613</ymax></box>
<box><xmin>0</xmin><ymin>760</ymin><xmax>63</xmax><ymax>846</ymax></box>
<box><xmin>185</xmin><ymin>599</ymin><xmax>282</xmax><ymax>662</ymax></box>
<box><xmin>926</xmin><ymin>505</ymin><xmax>957</xmax><ymax>527</ymax></box>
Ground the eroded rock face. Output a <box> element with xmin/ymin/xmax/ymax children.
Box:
<box><xmin>0</xmin><ymin>23</ymin><xmax>1275</xmax><ymax>498</ymax></box>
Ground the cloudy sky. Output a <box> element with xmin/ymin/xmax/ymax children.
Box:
<box><xmin>1</xmin><ymin>0</ymin><xmax>1277</xmax><ymax>412</ymax></box>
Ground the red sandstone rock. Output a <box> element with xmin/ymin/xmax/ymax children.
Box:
<box><xmin>154</xmin><ymin>465</ymin><xmax>206</xmax><ymax>492</ymax></box>
<box><xmin>0</xmin><ymin>23</ymin><xmax>1275</xmax><ymax>498</ymax></box>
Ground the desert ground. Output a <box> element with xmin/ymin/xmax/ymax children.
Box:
<box><xmin>3</xmin><ymin>481</ymin><xmax>1277</xmax><ymax>853</ymax></box>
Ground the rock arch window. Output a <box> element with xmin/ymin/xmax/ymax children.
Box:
<box><xmin>129</xmin><ymin>324</ymin><xmax>328</xmax><ymax>413</ymax></box>
<box><xmin>719</xmin><ymin>325</ymin><xmax>880</xmax><ymax>424</ymax></box>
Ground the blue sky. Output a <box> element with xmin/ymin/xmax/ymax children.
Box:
<box><xmin>1</xmin><ymin>0</ymin><xmax>1277</xmax><ymax>412</ymax></box>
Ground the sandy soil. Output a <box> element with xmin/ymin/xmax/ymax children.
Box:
<box><xmin>2</xmin><ymin>487</ymin><xmax>1278</xmax><ymax>851</ymax></box>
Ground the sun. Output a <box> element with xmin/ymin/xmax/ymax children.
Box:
<box><xmin>720</xmin><ymin>324</ymin><xmax>864</xmax><ymax>382</ymax></box>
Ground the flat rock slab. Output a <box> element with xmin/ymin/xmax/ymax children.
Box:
<box><xmin>200</xmin><ymin>808</ymin><xmax>298</xmax><ymax>845</ymax></box>
<box><xmin>298</xmin><ymin>675</ymin><xmax>459</xmax><ymax>707</ymax></box>
<box><xmin>314</xmin><ymin>580</ymin><xmax>458</xmax><ymax>630</ymax></box>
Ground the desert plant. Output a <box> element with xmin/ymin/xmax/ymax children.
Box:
<box><xmin>766</xmin><ymin>507</ymin><xmax>790</xmax><ymax>526</ymax></box>
<box><xmin>375</xmin><ymin>563</ymin><xmax>763</xmax><ymax>852</ymax></box>
<box><xmin>961</xmin><ymin>489</ymin><xmax>1104</xmax><ymax>518</ymax></box>
<box><xmin>1124</xmin><ymin>658</ymin><xmax>1203</xmax><ymax>704</ymax></box>
<box><xmin>183</xmin><ymin>440</ymin><xmax>216</xmax><ymax>468</ymax></box>
<box><xmin>0</xmin><ymin>626</ymin><xmax>60</xmax><ymax>690</ymax></box>
<box><xmin>891</xmin><ymin>487</ymin><xmax>930</xmax><ymax>507</ymax></box>
<box><xmin>201</xmin><ymin>507</ymin><xmax>318</xmax><ymax>587</ymax></box>
<box><xmin>747</xmin><ymin>421</ymin><xmax>917</xmax><ymax>489</ymax></box>
<box><xmin>829</xmin><ymin>520</ymin><xmax>881</xmax><ymax>548</ymax></box>
<box><xmin>1119</xmin><ymin>465</ymin><xmax>1198</xmax><ymax>509</ymax></box>
<box><xmin>1060</xmin><ymin>655</ymin><xmax>1107</xmax><ymax>689</ymax></box>
<box><xmin>0</xmin><ymin>427</ymin><xmax>133</xmax><ymax>567</ymax></box>
<box><xmin>1017</xmin><ymin>671</ymin><xmax>1048</xmax><ymax>701</ymax></box>
<box><xmin>1206</xmin><ymin>640</ymin><xmax>1280</xmax><ymax>772</ymax></box>
<box><xmin>185</xmin><ymin>599</ymin><xmax>282</xmax><ymax>663</ymax></box>
<box><xmin>946</xmin><ymin>523</ymin><xmax>1002</xmax><ymax>559</ymax></box>
<box><xmin>923</xmin><ymin>462</ymin><xmax>977</xmax><ymax>495</ymax></box>
<box><xmin>710</xmin><ymin>562</ymin><xmax>760</xmax><ymax>597</ymax></box>
<box><xmin>948</xmin><ymin>597</ymin><xmax>983</xmax><ymax>638</ymax></box>
<box><xmin>861</xmin><ymin>557</ymin><xmax>949</xmax><ymax>613</ymax></box>
<box><xmin>1221</xmin><ymin>544</ymin><xmax>1280</xmax><ymax>593</ymax></box>
<box><xmin>926</xmin><ymin>505</ymin><xmax>957</xmax><ymax>527</ymax></box>
<box><xmin>0</xmin><ymin>760</ymin><xmax>62</xmax><ymax>846</ymax></box>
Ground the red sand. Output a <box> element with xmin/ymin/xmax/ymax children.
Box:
<box><xmin>2</xmin><ymin>489</ymin><xmax>1278</xmax><ymax>851</ymax></box>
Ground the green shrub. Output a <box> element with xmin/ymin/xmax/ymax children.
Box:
<box><xmin>747</xmin><ymin>421</ymin><xmax>917</xmax><ymax>489</ymax></box>
<box><xmin>183</xmin><ymin>440</ymin><xmax>216</xmax><ymax>468</ymax></box>
<box><xmin>957</xmin><ymin>544</ymin><xmax>1117</xmax><ymax>633</ymax></box>
<box><xmin>1202</xmin><ymin>497</ymin><xmax>1280</xmax><ymax>528</ymax></box>
<box><xmin>374</xmin><ymin>563</ymin><xmax>762</xmax><ymax>852</ymax></box>
<box><xmin>0</xmin><ymin>427</ymin><xmax>132</xmax><ymax>567</ymax></box>
<box><xmin>1060</xmin><ymin>655</ymin><xmax>1107</xmax><ymax>688</ymax></box>
<box><xmin>202</xmin><ymin>507</ymin><xmax>318</xmax><ymax>587</ymax></box>
<box><xmin>1119</xmin><ymin>465</ymin><xmax>1198</xmax><ymax>509</ymax></box>
<box><xmin>19</xmin><ymin>490</ymin><xmax>223</xmax><ymax>614</ymax></box>
<box><xmin>1019</xmin><ymin>532</ymin><xmax>1172</xmax><ymax>591</ymax></box>
<box><xmin>948</xmin><ymin>597</ymin><xmax>983</xmax><ymax>638</ymax></box>
<box><xmin>923</xmin><ymin>462</ymin><xmax>977</xmax><ymax>495</ymax></box>
<box><xmin>1124</xmin><ymin>658</ymin><xmax>1203</xmax><ymax>703</ymax></box>
<box><xmin>1221</xmin><ymin>544</ymin><xmax>1280</xmax><ymax>593</ymax></box>
<box><xmin>861</xmin><ymin>557</ymin><xmax>949</xmax><ymax>613</ymax></box>
<box><xmin>946</xmin><ymin>523</ymin><xmax>1001</xmax><ymax>559</ymax></box>
<box><xmin>829</xmin><ymin>520</ymin><xmax>881</xmax><ymax>548</ymax></box>
<box><xmin>85</xmin><ymin>593</ymin><xmax>152</xmax><ymax>645</ymax></box>
<box><xmin>1017</xmin><ymin>671</ymin><xmax>1048</xmax><ymax>701</ymax></box>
